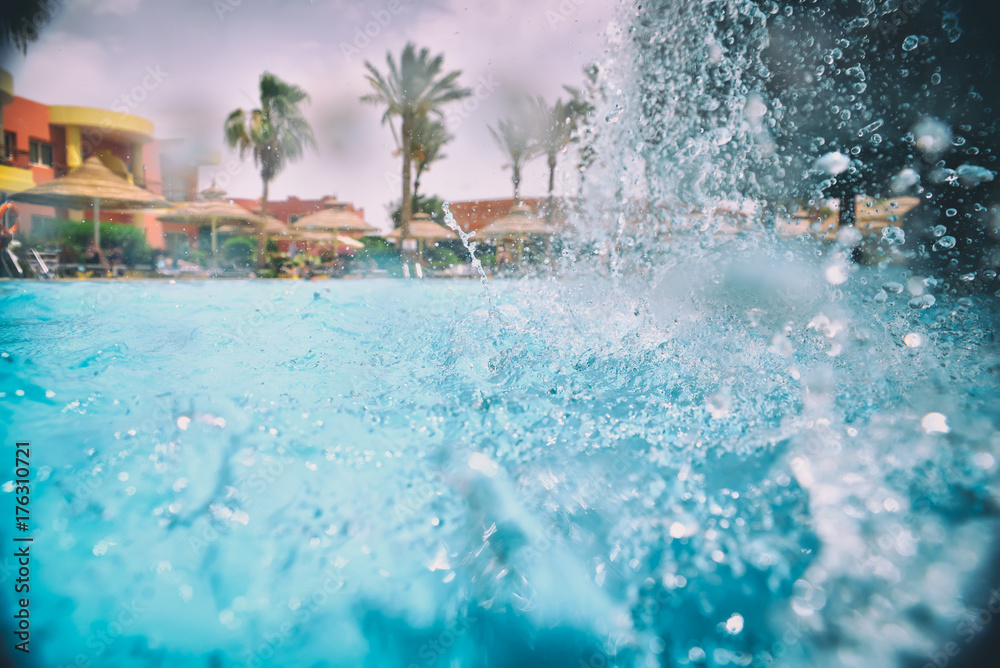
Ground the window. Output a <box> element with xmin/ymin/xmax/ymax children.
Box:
<box><xmin>29</xmin><ymin>139</ymin><xmax>53</xmax><ymax>166</ymax></box>
<box><xmin>3</xmin><ymin>131</ymin><xmax>14</xmax><ymax>158</ymax></box>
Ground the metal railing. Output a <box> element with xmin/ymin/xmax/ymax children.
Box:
<box><xmin>0</xmin><ymin>149</ymin><xmax>32</xmax><ymax>169</ymax></box>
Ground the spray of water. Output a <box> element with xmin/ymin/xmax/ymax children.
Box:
<box><xmin>2</xmin><ymin>1</ymin><xmax>998</xmax><ymax>667</ymax></box>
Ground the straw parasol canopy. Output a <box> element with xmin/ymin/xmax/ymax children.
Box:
<box><xmin>158</xmin><ymin>188</ymin><xmax>275</xmax><ymax>256</ymax></box>
<box><xmin>10</xmin><ymin>155</ymin><xmax>169</xmax><ymax>248</ymax></box>
<box><xmin>289</xmin><ymin>197</ymin><xmax>378</xmax><ymax>235</ymax></box>
<box><xmin>286</xmin><ymin>227</ymin><xmax>365</xmax><ymax>252</ymax></box>
<box><xmin>218</xmin><ymin>214</ymin><xmax>286</xmax><ymax>237</ymax></box>
<box><xmin>384</xmin><ymin>212</ymin><xmax>457</xmax><ymax>263</ymax></box>
<box><xmin>478</xmin><ymin>204</ymin><xmax>553</xmax><ymax>239</ymax></box>
<box><xmin>383</xmin><ymin>212</ymin><xmax>457</xmax><ymax>242</ymax></box>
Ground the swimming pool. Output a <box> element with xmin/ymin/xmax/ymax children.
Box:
<box><xmin>1</xmin><ymin>268</ymin><xmax>998</xmax><ymax>667</ymax></box>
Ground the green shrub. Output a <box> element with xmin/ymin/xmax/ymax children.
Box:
<box><xmin>424</xmin><ymin>245</ymin><xmax>461</xmax><ymax>269</ymax></box>
<box><xmin>356</xmin><ymin>235</ymin><xmax>401</xmax><ymax>271</ymax></box>
<box><xmin>222</xmin><ymin>236</ymin><xmax>257</xmax><ymax>266</ymax></box>
<box><xmin>27</xmin><ymin>218</ymin><xmax>154</xmax><ymax>267</ymax></box>
<box><xmin>477</xmin><ymin>251</ymin><xmax>496</xmax><ymax>269</ymax></box>
<box><xmin>187</xmin><ymin>250</ymin><xmax>209</xmax><ymax>267</ymax></box>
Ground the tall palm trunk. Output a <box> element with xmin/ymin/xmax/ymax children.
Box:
<box><xmin>547</xmin><ymin>153</ymin><xmax>556</xmax><ymax>197</ymax></box>
<box><xmin>401</xmin><ymin>117</ymin><xmax>414</xmax><ymax>245</ymax></box>
<box><xmin>257</xmin><ymin>178</ymin><xmax>270</xmax><ymax>268</ymax></box>
<box><xmin>547</xmin><ymin>153</ymin><xmax>557</xmax><ymax>226</ymax></box>
<box><xmin>513</xmin><ymin>163</ymin><xmax>521</xmax><ymax>201</ymax></box>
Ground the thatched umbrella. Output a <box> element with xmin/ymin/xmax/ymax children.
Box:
<box><xmin>478</xmin><ymin>204</ymin><xmax>553</xmax><ymax>239</ymax></box>
<box><xmin>158</xmin><ymin>188</ymin><xmax>272</xmax><ymax>257</ymax></box>
<box><xmin>384</xmin><ymin>212</ymin><xmax>456</xmax><ymax>261</ymax></box>
<box><xmin>9</xmin><ymin>155</ymin><xmax>169</xmax><ymax>248</ymax></box>
<box><xmin>478</xmin><ymin>204</ymin><xmax>554</xmax><ymax>264</ymax></box>
<box><xmin>289</xmin><ymin>198</ymin><xmax>378</xmax><ymax>235</ymax></box>
<box><xmin>286</xmin><ymin>227</ymin><xmax>365</xmax><ymax>252</ymax></box>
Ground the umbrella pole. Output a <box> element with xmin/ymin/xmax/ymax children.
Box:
<box><xmin>211</xmin><ymin>217</ymin><xmax>218</xmax><ymax>266</ymax></box>
<box><xmin>93</xmin><ymin>197</ymin><xmax>101</xmax><ymax>250</ymax></box>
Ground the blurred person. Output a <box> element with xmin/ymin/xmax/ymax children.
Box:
<box><xmin>0</xmin><ymin>202</ymin><xmax>20</xmax><ymax>278</ymax></box>
<box><xmin>84</xmin><ymin>240</ymin><xmax>108</xmax><ymax>276</ymax></box>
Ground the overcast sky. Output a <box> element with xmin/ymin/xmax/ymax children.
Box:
<box><xmin>2</xmin><ymin>0</ymin><xmax>621</xmax><ymax>230</ymax></box>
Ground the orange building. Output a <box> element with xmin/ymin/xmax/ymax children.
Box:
<box><xmin>230</xmin><ymin>195</ymin><xmax>367</xmax><ymax>228</ymax></box>
<box><xmin>0</xmin><ymin>68</ymin><xmax>215</xmax><ymax>250</ymax></box>
<box><xmin>447</xmin><ymin>198</ymin><xmax>566</xmax><ymax>234</ymax></box>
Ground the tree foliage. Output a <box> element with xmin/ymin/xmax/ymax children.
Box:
<box><xmin>224</xmin><ymin>72</ymin><xmax>316</xmax><ymax>215</ymax></box>
<box><xmin>361</xmin><ymin>43</ymin><xmax>469</xmax><ymax>244</ymax></box>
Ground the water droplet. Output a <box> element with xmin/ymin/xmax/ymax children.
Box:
<box><xmin>468</xmin><ymin>452</ymin><xmax>498</xmax><ymax>477</ymax></box>
<box><xmin>813</xmin><ymin>151</ymin><xmax>850</xmax><ymax>175</ymax></box>
<box><xmin>945</xmin><ymin>209</ymin><xmax>957</xmax><ymax>218</ymax></box>
<box><xmin>903</xmin><ymin>333</ymin><xmax>924</xmax><ymax>348</ymax></box>
<box><xmin>725</xmin><ymin>613</ymin><xmax>745</xmax><ymax>634</ymax></box>
<box><xmin>882</xmin><ymin>281</ymin><xmax>904</xmax><ymax>294</ymax></box>
<box><xmin>936</xmin><ymin>236</ymin><xmax>957</xmax><ymax>249</ymax></box>
<box><xmin>973</xmin><ymin>453</ymin><xmax>996</xmax><ymax>470</ymax></box>
<box><xmin>909</xmin><ymin>294</ymin><xmax>936</xmax><ymax>309</ymax></box>
<box><xmin>824</xmin><ymin>262</ymin><xmax>849</xmax><ymax>285</ymax></box>
<box><xmin>955</xmin><ymin>164</ymin><xmax>995</xmax><ymax>187</ymax></box>
<box><xmin>931</xmin><ymin>73</ymin><xmax>942</xmax><ymax>85</ymax></box>
<box><xmin>881</xmin><ymin>227</ymin><xmax>905</xmax><ymax>245</ymax></box>
<box><xmin>902</xmin><ymin>35</ymin><xmax>920</xmax><ymax>52</ymax></box>
<box><xmin>921</xmin><ymin>412</ymin><xmax>950</xmax><ymax>434</ymax></box>
<box><xmin>932</xmin><ymin>225</ymin><xmax>947</xmax><ymax>237</ymax></box>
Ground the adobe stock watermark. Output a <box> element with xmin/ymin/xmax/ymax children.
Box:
<box><xmin>443</xmin><ymin>74</ymin><xmax>501</xmax><ymax>131</ymax></box>
<box><xmin>79</xmin><ymin>65</ymin><xmax>169</xmax><ymax>157</ymax></box>
<box><xmin>406</xmin><ymin>615</ymin><xmax>478</xmax><ymax>667</ymax></box>
<box><xmin>340</xmin><ymin>0</ymin><xmax>419</xmax><ymax>63</ymax></box>
<box><xmin>206</xmin><ymin>157</ymin><xmax>247</xmax><ymax>197</ymax></box>
<box><xmin>7</xmin><ymin>0</ymin><xmax>67</xmax><ymax>45</ymax></box>
<box><xmin>924</xmin><ymin>588</ymin><xmax>1000</xmax><ymax>668</ymax></box>
<box><xmin>242</xmin><ymin>564</ymin><xmax>348</xmax><ymax>667</ymax></box>
<box><xmin>110</xmin><ymin>66</ymin><xmax>169</xmax><ymax>114</ymax></box>
<box><xmin>221</xmin><ymin>283</ymin><xmax>290</xmax><ymax>346</ymax></box>
<box><xmin>546</xmin><ymin>0</ymin><xmax>587</xmax><ymax>31</ymax></box>
<box><xmin>186</xmin><ymin>449</ymin><xmax>299</xmax><ymax>556</ymax></box>
<box><xmin>57</xmin><ymin>592</ymin><xmax>154</xmax><ymax>668</ymax></box>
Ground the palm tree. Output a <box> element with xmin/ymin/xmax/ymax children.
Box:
<box><xmin>224</xmin><ymin>72</ymin><xmax>316</xmax><ymax>217</ymax></box>
<box><xmin>1</xmin><ymin>0</ymin><xmax>57</xmax><ymax>52</ymax></box>
<box><xmin>361</xmin><ymin>43</ymin><xmax>470</xmax><ymax>248</ymax></box>
<box><xmin>532</xmin><ymin>90</ymin><xmax>593</xmax><ymax>219</ymax></box>
<box><xmin>411</xmin><ymin>116</ymin><xmax>452</xmax><ymax>200</ymax></box>
<box><xmin>532</xmin><ymin>96</ymin><xmax>575</xmax><ymax>199</ymax></box>
<box><xmin>489</xmin><ymin>115</ymin><xmax>539</xmax><ymax>201</ymax></box>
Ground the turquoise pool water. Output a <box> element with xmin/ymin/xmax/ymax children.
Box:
<box><xmin>1</xmin><ymin>271</ymin><xmax>998</xmax><ymax>667</ymax></box>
